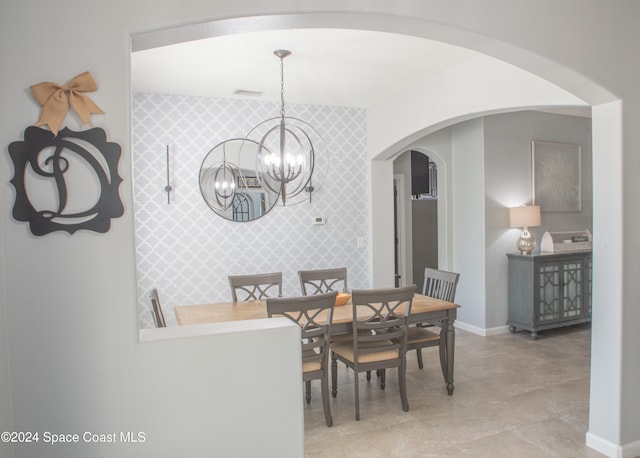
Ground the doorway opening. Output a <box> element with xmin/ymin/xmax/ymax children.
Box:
<box><xmin>394</xmin><ymin>150</ymin><xmax>438</xmax><ymax>289</ymax></box>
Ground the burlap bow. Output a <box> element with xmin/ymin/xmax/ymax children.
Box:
<box><xmin>30</xmin><ymin>71</ymin><xmax>105</xmax><ymax>136</ymax></box>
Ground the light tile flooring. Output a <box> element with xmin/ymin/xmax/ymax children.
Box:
<box><xmin>304</xmin><ymin>324</ymin><xmax>604</xmax><ymax>457</ymax></box>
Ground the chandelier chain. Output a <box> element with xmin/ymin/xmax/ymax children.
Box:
<box><xmin>279</xmin><ymin>55</ymin><xmax>286</xmax><ymax>118</ymax></box>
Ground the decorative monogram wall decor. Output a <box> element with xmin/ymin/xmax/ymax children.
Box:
<box><xmin>8</xmin><ymin>126</ymin><xmax>123</xmax><ymax>235</ymax></box>
<box><xmin>7</xmin><ymin>71</ymin><xmax>124</xmax><ymax>235</ymax></box>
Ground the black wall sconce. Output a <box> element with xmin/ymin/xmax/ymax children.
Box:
<box><xmin>165</xmin><ymin>145</ymin><xmax>173</xmax><ymax>204</ymax></box>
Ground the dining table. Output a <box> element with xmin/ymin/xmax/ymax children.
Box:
<box><xmin>174</xmin><ymin>293</ymin><xmax>460</xmax><ymax>395</ymax></box>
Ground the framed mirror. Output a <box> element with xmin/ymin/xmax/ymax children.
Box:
<box><xmin>199</xmin><ymin>138</ymin><xmax>277</xmax><ymax>221</ymax></box>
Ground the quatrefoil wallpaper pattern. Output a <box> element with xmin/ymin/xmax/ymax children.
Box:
<box><xmin>132</xmin><ymin>92</ymin><xmax>369</xmax><ymax>328</ymax></box>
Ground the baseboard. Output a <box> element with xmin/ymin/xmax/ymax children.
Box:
<box><xmin>587</xmin><ymin>431</ymin><xmax>617</xmax><ymax>457</ymax></box>
<box><xmin>454</xmin><ymin>321</ymin><xmax>510</xmax><ymax>337</ymax></box>
<box><xmin>485</xmin><ymin>325</ymin><xmax>511</xmax><ymax>336</ymax></box>
<box><xmin>621</xmin><ymin>439</ymin><xmax>640</xmax><ymax>458</ymax></box>
<box><xmin>586</xmin><ymin>431</ymin><xmax>640</xmax><ymax>458</ymax></box>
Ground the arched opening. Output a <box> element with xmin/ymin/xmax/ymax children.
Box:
<box><xmin>393</xmin><ymin>149</ymin><xmax>445</xmax><ymax>289</ymax></box>
<box><xmin>131</xmin><ymin>12</ymin><xmax>621</xmax><ymax>453</ymax></box>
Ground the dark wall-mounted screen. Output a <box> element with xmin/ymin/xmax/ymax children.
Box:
<box><xmin>411</xmin><ymin>150</ymin><xmax>431</xmax><ymax>196</ymax></box>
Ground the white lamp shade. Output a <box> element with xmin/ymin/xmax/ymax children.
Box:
<box><xmin>509</xmin><ymin>205</ymin><xmax>541</xmax><ymax>228</ymax></box>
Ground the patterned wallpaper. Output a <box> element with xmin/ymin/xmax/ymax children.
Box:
<box><xmin>132</xmin><ymin>93</ymin><xmax>369</xmax><ymax>328</ymax></box>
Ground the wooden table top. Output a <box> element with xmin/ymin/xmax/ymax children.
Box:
<box><xmin>174</xmin><ymin>293</ymin><xmax>459</xmax><ymax>326</ymax></box>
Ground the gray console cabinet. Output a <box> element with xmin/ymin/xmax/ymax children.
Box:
<box><xmin>507</xmin><ymin>251</ymin><xmax>592</xmax><ymax>339</ymax></box>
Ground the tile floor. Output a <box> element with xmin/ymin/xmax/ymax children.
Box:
<box><xmin>303</xmin><ymin>324</ymin><xmax>604</xmax><ymax>457</ymax></box>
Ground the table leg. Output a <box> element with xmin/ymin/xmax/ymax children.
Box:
<box><xmin>439</xmin><ymin>318</ymin><xmax>455</xmax><ymax>395</ymax></box>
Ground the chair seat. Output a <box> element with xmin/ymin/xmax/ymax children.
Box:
<box><xmin>332</xmin><ymin>339</ymin><xmax>399</xmax><ymax>364</ymax></box>
<box><xmin>302</xmin><ymin>349</ymin><xmax>322</xmax><ymax>373</ymax></box>
<box><xmin>406</xmin><ymin>327</ymin><xmax>440</xmax><ymax>345</ymax></box>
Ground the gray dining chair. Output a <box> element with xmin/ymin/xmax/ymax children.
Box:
<box><xmin>406</xmin><ymin>267</ymin><xmax>460</xmax><ymax>372</ymax></box>
<box><xmin>298</xmin><ymin>267</ymin><xmax>373</xmax><ymax>377</ymax></box>
<box><xmin>149</xmin><ymin>288</ymin><xmax>167</xmax><ymax>328</ymax></box>
<box><xmin>266</xmin><ymin>291</ymin><xmax>338</xmax><ymax>427</ymax></box>
<box><xmin>228</xmin><ymin>272</ymin><xmax>283</xmax><ymax>302</ymax></box>
<box><xmin>330</xmin><ymin>285</ymin><xmax>416</xmax><ymax>421</ymax></box>
<box><xmin>298</xmin><ymin>267</ymin><xmax>348</xmax><ymax>295</ymax></box>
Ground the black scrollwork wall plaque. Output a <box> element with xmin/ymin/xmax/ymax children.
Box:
<box><xmin>8</xmin><ymin>126</ymin><xmax>124</xmax><ymax>235</ymax></box>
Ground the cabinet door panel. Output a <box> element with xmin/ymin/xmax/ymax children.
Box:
<box><xmin>562</xmin><ymin>261</ymin><xmax>584</xmax><ymax>318</ymax></box>
<box><xmin>537</xmin><ymin>263</ymin><xmax>561</xmax><ymax>323</ymax></box>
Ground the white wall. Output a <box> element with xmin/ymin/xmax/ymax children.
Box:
<box><xmin>367</xmin><ymin>54</ymin><xmax>588</xmax><ymax>160</ymax></box>
<box><xmin>402</xmin><ymin>111</ymin><xmax>593</xmax><ymax>332</ymax></box>
<box><xmin>367</xmin><ymin>54</ymin><xmax>589</xmax><ymax>289</ymax></box>
<box><xmin>133</xmin><ymin>322</ymin><xmax>304</xmax><ymax>458</ymax></box>
<box><xmin>589</xmin><ymin>100</ymin><xmax>624</xmax><ymax>452</ymax></box>
<box><xmin>369</xmin><ymin>159</ymin><xmax>395</xmax><ymax>287</ymax></box>
<box><xmin>2</xmin><ymin>2</ymin><xmax>640</xmax><ymax>458</ymax></box>
<box><xmin>360</xmin><ymin>4</ymin><xmax>639</xmax><ymax>455</ymax></box>
<box><xmin>0</xmin><ymin>210</ymin><xmax>13</xmax><ymax>457</ymax></box>
<box><xmin>451</xmin><ymin>119</ymin><xmax>487</xmax><ymax>328</ymax></box>
<box><xmin>0</xmin><ymin>4</ymin><xmax>307</xmax><ymax>458</ymax></box>
<box><xmin>16</xmin><ymin>319</ymin><xmax>303</xmax><ymax>458</ymax></box>
<box><xmin>483</xmin><ymin>111</ymin><xmax>592</xmax><ymax>330</ymax></box>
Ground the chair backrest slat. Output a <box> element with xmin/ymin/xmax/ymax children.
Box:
<box><xmin>422</xmin><ymin>268</ymin><xmax>460</xmax><ymax>302</ymax></box>
<box><xmin>298</xmin><ymin>267</ymin><xmax>348</xmax><ymax>295</ymax></box>
<box><xmin>229</xmin><ymin>272</ymin><xmax>283</xmax><ymax>302</ymax></box>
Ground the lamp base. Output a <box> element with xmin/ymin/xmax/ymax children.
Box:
<box><xmin>517</xmin><ymin>229</ymin><xmax>536</xmax><ymax>255</ymax></box>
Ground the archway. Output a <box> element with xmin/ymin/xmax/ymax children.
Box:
<box><xmin>132</xmin><ymin>13</ymin><xmax>621</xmax><ymax>454</ymax></box>
<box><xmin>393</xmin><ymin>147</ymin><xmax>449</xmax><ymax>289</ymax></box>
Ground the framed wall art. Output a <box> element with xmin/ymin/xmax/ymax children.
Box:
<box><xmin>532</xmin><ymin>141</ymin><xmax>582</xmax><ymax>212</ymax></box>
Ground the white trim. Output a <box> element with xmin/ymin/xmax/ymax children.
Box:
<box><xmin>393</xmin><ymin>175</ymin><xmax>407</xmax><ymax>287</ymax></box>
<box><xmin>453</xmin><ymin>321</ymin><xmax>485</xmax><ymax>336</ymax></box>
<box><xmin>584</xmin><ymin>431</ymin><xmax>640</xmax><ymax>458</ymax></box>
<box><xmin>620</xmin><ymin>439</ymin><xmax>640</xmax><ymax>458</ymax></box>
<box><xmin>454</xmin><ymin>321</ymin><xmax>511</xmax><ymax>337</ymax></box>
<box><xmin>585</xmin><ymin>433</ymin><xmax>640</xmax><ymax>458</ymax></box>
<box><xmin>484</xmin><ymin>325</ymin><xmax>511</xmax><ymax>336</ymax></box>
<box><xmin>586</xmin><ymin>429</ymin><xmax>615</xmax><ymax>457</ymax></box>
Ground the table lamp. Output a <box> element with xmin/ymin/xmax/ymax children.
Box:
<box><xmin>509</xmin><ymin>205</ymin><xmax>541</xmax><ymax>254</ymax></box>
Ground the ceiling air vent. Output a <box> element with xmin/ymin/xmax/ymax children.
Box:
<box><xmin>234</xmin><ymin>89</ymin><xmax>263</xmax><ymax>97</ymax></box>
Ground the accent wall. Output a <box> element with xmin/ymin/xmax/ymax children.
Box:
<box><xmin>132</xmin><ymin>92</ymin><xmax>369</xmax><ymax>327</ymax></box>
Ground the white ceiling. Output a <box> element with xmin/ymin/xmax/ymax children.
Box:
<box><xmin>131</xmin><ymin>28</ymin><xmax>479</xmax><ymax>108</ymax></box>
<box><xmin>130</xmin><ymin>27</ymin><xmax>591</xmax><ymax>116</ymax></box>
